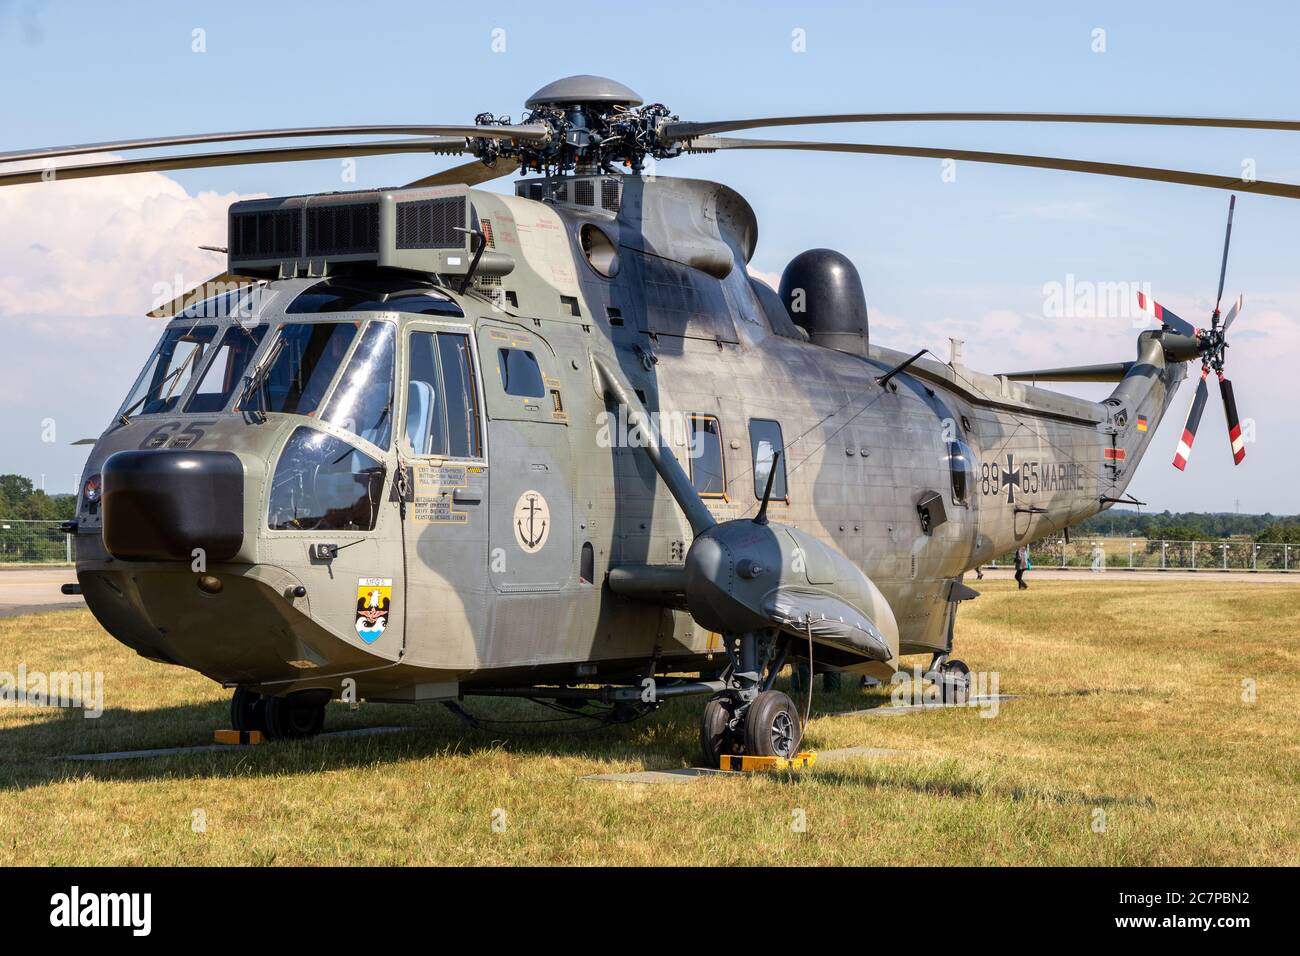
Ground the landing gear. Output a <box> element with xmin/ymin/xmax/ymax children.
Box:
<box><xmin>935</xmin><ymin>658</ymin><xmax>971</xmax><ymax>704</ymax></box>
<box><xmin>697</xmin><ymin>630</ymin><xmax>804</xmax><ymax>764</ymax></box>
<box><xmin>700</xmin><ymin>693</ymin><xmax>740</xmax><ymax>765</ymax></box>
<box><xmin>230</xmin><ymin>687</ymin><xmax>267</xmax><ymax>734</ymax></box>
<box><xmin>743</xmin><ymin>690</ymin><xmax>801</xmax><ymax>758</ymax></box>
<box><xmin>261</xmin><ymin>691</ymin><xmax>328</xmax><ymax>740</ymax></box>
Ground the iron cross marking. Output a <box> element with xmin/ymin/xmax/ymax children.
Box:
<box><xmin>1001</xmin><ymin>453</ymin><xmax>1022</xmax><ymax>504</ymax></box>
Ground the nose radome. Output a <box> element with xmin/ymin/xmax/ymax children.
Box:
<box><xmin>101</xmin><ymin>450</ymin><xmax>245</xmax><ymax>562</ymax></box>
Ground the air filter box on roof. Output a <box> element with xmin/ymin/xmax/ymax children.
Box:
<box><xmin>227</xmin><ymin>185</ymin><xmax>514</xmax><ymax>281</ymax></box>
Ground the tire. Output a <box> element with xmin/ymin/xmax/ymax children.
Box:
<box><xmin>700</xmin><ymin>693</ymin><xmax>739</xmax><ymax>766</ymax></box>
<box><xmin>264</xmin><ymin>693</ymin><xmax>327</xmax><ymax>740</ymax></box>
<box><xmin>230</xmin><ymin>687</ymin><xmax>266</xmax><ymax>734</ymax></box>
<box><xmin>743</xmin><ymin>689</ymin><xmax>801</xmax><ymax>759</ymax></box>
<box><xmin>939</xmin><ymin>659</ymin><xmax>971</xmax><ymax>704</ymax></box>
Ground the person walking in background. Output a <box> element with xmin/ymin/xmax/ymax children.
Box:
<box><xmin>1014</xmin><ymin>545</ymin><xmax>1029</xmax><ymax>589</ymax></box>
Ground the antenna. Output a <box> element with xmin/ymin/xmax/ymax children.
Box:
<box><xmin>753</xmin><ymin>450</ymin><xmax>782</xmax><ymax>525</ymax></box>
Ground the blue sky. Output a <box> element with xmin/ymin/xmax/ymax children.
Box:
<box><xmin>1</xmin><ymin>0</ymin><xmax>1298</xmax><ymax>513</ymax></box>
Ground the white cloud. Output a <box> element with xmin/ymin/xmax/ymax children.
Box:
<box><xmin>745</xmin><ymin>266</ymin><xmax>781</xmax><ymax>291</ymax></box>
<box><xmin>0</xmin><ymin>154</ymin><xmax>258</xmax><ymax>324</ymax></box>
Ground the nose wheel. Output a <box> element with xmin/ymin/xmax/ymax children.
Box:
<box><xmin>699</xmin><ymin>630</ymin><xmax>805</xmax><ymax>765</ymax></box>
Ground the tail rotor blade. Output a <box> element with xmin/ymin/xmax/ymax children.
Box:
<box><xmin>1214</xmin><ymin>194</ymin><xmax>1236</xmax><ymax>316</ymax></box>
<box><xmin>1218</xmin><ymin>373</ymin><xmax>1246</xmax><ymax>465</ymax></box>
<box><xmin>1220</xmin><ymin>294</ymin><xmax>1244</xmax><ymax>334</ymax></box>
<box><xmin>1137</xmin><ymin>291</ymin><xmax>1197</xmax><ymax>337</ymax></box>
<box><xmin>1173</xmin><ymin>369</ymin><xmax>1211</xmax><ymax>470</ymax></box>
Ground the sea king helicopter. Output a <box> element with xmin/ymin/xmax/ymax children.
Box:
<box><xmin>3</xmin><ymin>75</ymin><xmax>1285</xmax><ymax>762</ymax></box>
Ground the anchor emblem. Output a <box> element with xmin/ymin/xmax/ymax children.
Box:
<box><xmin>512</xmin><ymin>490</ymin><xmax>551</xmax><ymax>554</ymax></box>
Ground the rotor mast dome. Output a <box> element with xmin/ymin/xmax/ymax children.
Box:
<box><xmin>525</xmin><ymin>75</ymin><xmax>644</xmax><ymax>109</ymax></box>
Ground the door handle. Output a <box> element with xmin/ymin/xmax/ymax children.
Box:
<box><xmin>452</xmin><ymin>489</ymin><xmax>482</xmax><ymax>504</ymax></box>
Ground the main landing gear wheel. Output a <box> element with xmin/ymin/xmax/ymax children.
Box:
<box><xmin>263</xmin><ymin>692</ymin><xmax>327</xmax><ymax>740</ymax></box>
<box><xmin>743</xmin><ymin>689</ymin><xmax>802</xmax><ymax>759</ymax></box>
<box><xmin>937</xmin><ymin>659</ymin><xmax>971</xmax><ymax>704</ymax></box>
<box><xmin>700</xmin><ymin>693</ymin><xmax>740</xmax><ymax>766</ymax></box>
<box><xmin>230</xmin><ymin>687</ymin><xmax>267</xmax><ymax>734</ymax></box>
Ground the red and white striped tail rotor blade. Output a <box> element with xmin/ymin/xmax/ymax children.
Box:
<box><xmin>1218</xmin><ymin>373</ymin><xmax>1246</xmax><ymax>465</ymax></box>
<box><xmin>1173</xmin><ymin>369</ymin><xmax>1210</xmax><ymax>470</ymax></box>
<box><xmin>1136</xmin><ymin>291</ymin><xmax>1197</xmax><ymax>337</ymax></box>
<box><xmin>1220</xmin><ymin>294</ymin><xmax>1244</xmax><ymax>334</ymax></box>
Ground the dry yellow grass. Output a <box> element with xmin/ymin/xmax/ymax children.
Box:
<box><xmin>1</xmin><ymin>578</ymin><xmax>1298</xmax><ymax>865</ymax></box>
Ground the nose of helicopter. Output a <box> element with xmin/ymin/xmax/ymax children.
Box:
<box><xmin>100</xmin><ymin>449</ymin><xmax>246</xmax><ymax>562</ymax></box>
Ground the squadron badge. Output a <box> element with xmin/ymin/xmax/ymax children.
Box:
<box><xmin>512</xmin><ymin>490</ymin><xmax>550</xmax><ymax>554</ymax></box>
<box><xmin>355</xmin><ymin>577</ymin><xmax>393</xmax><ymax>644</ymax></box>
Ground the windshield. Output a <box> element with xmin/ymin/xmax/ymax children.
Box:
<box><xmin>185</xmin><ymin>324</ymin><xmax>269</xmax><ymax>413</ymax></box>
<box><xmin>117</xmin><ymin>324</ymin><xmax>220</xmax><ymax>419</ymax></box>
<box><xmin>240</xmin><ymin>321</ymin><xmax>360</xmax><ymax>417</ymax></box>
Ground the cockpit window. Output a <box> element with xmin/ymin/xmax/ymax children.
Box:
<box><xmin>185</xmin><ymin>325</ymin><xmax>269</xmax><ymax>413</ymax></box>
<box><xmin>117</xmin><ymin>324</ymin><xmax>220</xmax><ymax>418</ymax></box>
<box><xmin>240</xmin><ymin>321</ymin><xmax>359</xmax><ymax>416</ymax></box>
<box><xmin>320</xmin><ymin>320</ymin><xmax>396</xmax><ymax>449</ymax></box>
<box><xmin>287</xmin><ymin>277</ymin><xmax>464</xmax><ymax>317</ymax></box>
<box><xmin>268</xmin><ymin>426</ymin><xmax>386</xmax><ymax>532</ymax></box>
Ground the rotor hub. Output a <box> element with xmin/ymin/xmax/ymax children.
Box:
<box><xmin>473</xmin><ymin>75</ymin><xmax>679</xmax><ymax>176</ymax></box>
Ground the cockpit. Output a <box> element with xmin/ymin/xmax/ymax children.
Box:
<box><xmin>104</xmin><ymin>276</ymin><xmax>475</xmax><ymax>535</ymax></box>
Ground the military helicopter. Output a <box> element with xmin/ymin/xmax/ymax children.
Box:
<box><xmin>3</xmin><ymin>75</ymin><xmax>1285</xmax><ymax>761</ymax></box>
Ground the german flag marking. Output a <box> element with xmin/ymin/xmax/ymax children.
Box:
<box><xmin>1136</xmin><ymin>415</ymin><xmax>1149</xmax><ymax>432</ymax></box>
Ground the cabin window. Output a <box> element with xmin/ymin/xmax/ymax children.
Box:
<box><xmin>267</xmin><ymin>427</ymin><xmax>386</xmax><ymax>532</ymax></box>
<box><xmin>496</xmin><ymin>347</ymin><xmax>546</xmax><ymax>398</ymax></box>
<box><xmin>405</xmin><ymin>331</ymin><xmax>483</xmax><ymax>459</ymax></box>
<box><xmin>118</xmin><ymin>324</ymin><xmax>220</xmax><ymax>418</ymax></box>
<box><xmin>185</xmin><ymin>325</ymin><xmax>269</xmax><ymax>413</ymax></box>
<box><xmin>320</xmin><ymin>320</ymin><xmax>396</xmax><ymax>449</ymax></box>
<box><xmin>689</xmin><ymin>415</ymin><xmax>727</xmax><ymax>497</ymax></box>
<box><xmin>748</xmin><ymin>418</ymin><xmax>788</xmax><ymax>500</ymax></box>
<box><xmin>947</xmin><ymin>438</ymin><xmax>975</xmax><ymax>507</ymax></box>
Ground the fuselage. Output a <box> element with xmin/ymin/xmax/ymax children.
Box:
<box><xmin>70</xmin><ymin>173</ymin><xmax>1185</xmax><ymax>701</ymax></box>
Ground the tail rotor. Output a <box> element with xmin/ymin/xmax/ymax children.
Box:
<box><xmin>1142</xmin><ymin>195</ymin><xmax>1248</xmax><ymax>470</ymax></box>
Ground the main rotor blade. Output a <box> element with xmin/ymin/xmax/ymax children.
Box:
<box><xmin>1218</xmin><ymin>373</ymin><xmax>1246</xmax><ymax>465</ymax></box>
<box><xmin>1214</xmin><ymin>194</ymin><xmax>1236</xmax><ymax>314</ymax></box>
<box><xmin>692</xmin><ymin>137</ymin><xmax>1300</xmax><ymax>201</ymax></box>
<box><xmin>664</xmin><ymin>111</ymin><xmax>1300</xmax><ymax>141</ymax></box>
<box><xmin>404</xmin><ymin>156</ymin><xmax>514</xmax><ymax>189</ymax></box>
<box><xmin>0</xmin><ymin>137</ymin><xmax>470</xmax><ymax>188</ymax></box>
<box><xmin>0</xmin><ymin>124</ymin><xmax>550</xmax><ymax>166</ymax></box>
<box><xmin>1173</xmin><ymin>369</ymin><xmax>1211</xmax><ymax>471</ymax></box>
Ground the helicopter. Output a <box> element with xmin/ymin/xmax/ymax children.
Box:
<box><xmin>2</xmin><ymin>74</ymin><xmax>1284</xmax><ymax>762</ymax></box>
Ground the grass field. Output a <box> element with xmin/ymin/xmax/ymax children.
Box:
<box><xmin>2</xmin><ymin>578</ymin><xmax>1298</xmax><ymax>866</ymax></box>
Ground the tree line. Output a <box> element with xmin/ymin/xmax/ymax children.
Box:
<box><xmin>0</xmin><ymin>475</ymin><xmax>76</xmax><ymax>521</ymax></box>
<box><xmin>1071</xmin><ymin>508</ymin><xmax>1300</xmax><ymax>544</ymax></box>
